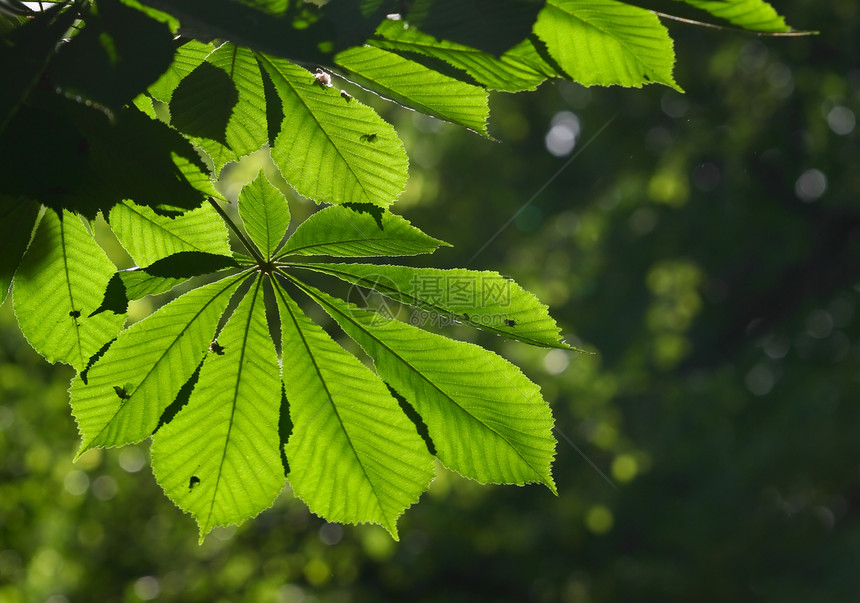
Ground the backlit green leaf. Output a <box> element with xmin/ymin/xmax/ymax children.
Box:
<box><xmin>258</xmin><ymin>54</ymin><xmax>409</xmax><ymax>208</ymax></box>
<box><xmin>70</xmin><ymin>273</ymin><xmax>247</xmax><ymax>453</ymax></box>
<box><xmin>170</xmin><ymin>44</ymin><xmax>270</xmax><ymax>174</ymax></box>
<box><xmin>335</xmin><ymin>45</ymin><xmax>489</xmax><ymax>135</ymax></box>
<box><xmin>277</xmin><ymin>205</ymin><xmax>448</xmax><ymax>258</ymax></box>
<box><xmin>13</xmin><ymin>210</ymin><xmax>125</xmax><ymax>371</ymax></box>
<box><xmin>274</xmin><ymin>282</ymin><xmax>434</xmax><ymax>538</ymax></box>
<box><xmin>676</xmin><ymin>0</ymin><xmax>789</xmax><ymax>33</ymax></box>
<box><xmin>293</xmin><ymin>281</ymin><xmax>557</xmax><ymax>492</ymax></box>
<box><xmin>535</xmin><ymin>0</ymin><xmax>680</xmax><ymax>89</ymax></box>
<box><xmin>238</xmin><ymin>170</ymin><xmax>290</xmax><ymax>260</ymax></box>
<box><xmin>109</xmin><ymin>200</ymin><xmax>231</xmax><ymax>266</ymax></box>
<box><xmin>294</xmin><ymin>263</ymin><xmax>572</xmax><ymax>349</ymax></box>
<box><xmin>148</xmin><ymin>39</ymin><xmax>214</xmax><ymax>103</ymax></box>
<box><xmin>151</xmin><ymin>276</ymin><xmax>284</xmax><ymax>539</ymax></box>
<box><xmin>372</xmin><ymin>19</ymin><xmax>552</xmax><ymax>92</ymax></box>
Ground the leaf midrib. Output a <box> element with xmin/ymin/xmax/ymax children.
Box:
<box><xmin>274</xmin><ymin>282</ymin><xmax>392</xmax><ymax>527</ymax></box>
<box><xmin>85</xmin><ymin>271</ymin><xmax>249</xmax><ymax>449</ymax></box>
<box><xmin>204</xmin><ymin>274</ymin><xmax>261</xmax><ymax>531</ymax></box>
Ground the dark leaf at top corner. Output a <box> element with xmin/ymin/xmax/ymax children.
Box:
<box><xmin>47</xmin><ymin>0</ymin><xmax>176</xmax><ymax>114</ymax></box>
<box><xmin>403</xmin><ymin>0</ymin><xmax>545</xmax><ymax>56</ymax></box>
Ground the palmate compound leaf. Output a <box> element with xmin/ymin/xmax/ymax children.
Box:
<box><xmin>108</xmin><ymin>200</ymin><xmax>232</xmax><ymax>266</ymax></box>
<box><xmin>535</xmin><ymin>0</ymin><xmax>680</xmax><ymax>90</ymax></box>
<box><xmin>12</xmin><ymin>210</ymin><xmax>125</xmax><ymax>372</ymax></box>
<box><xmin>334</xmin><ymin>45</ymin><xmax>490</xmax><ymax>135</ymax></box>
<box><xmin>151</xmin><ymin>276</ymin><xmax>284</xmax><ymax>540</ymax></box>
<box><xmin>276</xmin><ymin>205</ymin><xmax>448</xmax><ymax>258</ymax></box>
<box><xmin>257</xmin><ymin>53</ymin><xmax>409</xmax><ymax>208</ymax></box>
<box><xmin>291</xmin><ymin>263</ymin><xmax>572</xmax><ymax>349</ymax></box>
<box><xmin>70</xmin><ymin>272</ymin><xmax>248</xmax><ymax>453</ymax></box>
<box><xmin>237</xmin><ymin>170</ymin><xmax>290</xmax><ymax>260</ymax></box>
<box><xmin>274</xmin><ymin>281</ymin><xmax>434</xmax><ymax>538</ymax></box>
<box><xmin>287</xmin><ymin>278</ymin><xmax>557</xmax><ymax>492</ymax></box>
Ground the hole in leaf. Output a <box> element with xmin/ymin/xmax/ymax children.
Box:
<box><xmin>387</xmin><ymin>384</ymin><xmax>436</xmax><ymax>456</ymax></box>
<box><xmin>154</xmin><ymin>362</ymin><xmax>202</xmax><ymax>434</ymax></box>
<box><xmin>360</xmin><ymin>133</ymin><xmax>378</xmax><ymax>143</ymax></box>
<box><xmin>278</xmin><ymin>383</ymin><xmax>292</xmax><ymax>475</ymax></box>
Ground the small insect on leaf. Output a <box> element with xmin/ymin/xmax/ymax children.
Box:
<box><xmin>189</xmin><ymin>475</ymin><xmax>201</xmax><ymax>491</ymax></box>
<box><xmin>69</xmin><ymin>310</ymin><xmax>81</xmax><ymax>319</ymax></box>
<box><xmin>340</xmin><ymin>90</ymin><xmax>352</xmax><ymax>102</ymax></box>
<box><xmin>504</xmin><ymin>319</ymin><xmax>517</xmax><ymax>327</ymax></box>
<box><xmin>209</xmin><ymin>341</ymin><xmax>225</xmax><ymax>355</ymax></box>
<box><xmin>314</xmin><ymin>68</ymin><xmax>332</xmax><ymax>88</ymax></box>
<box><xmin>360</xmin><ymin>133</ymin><xmax>378</xmax><ymax>143</ymax></box>
<box><xmin>114</xmin><ymin>385</ymin><xmax>130</xmax><ymax>400</ymax></box>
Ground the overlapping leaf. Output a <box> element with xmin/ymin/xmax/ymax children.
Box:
<box><xmin>372</xmin><ymin>19</ymin><xmax>554</xmax><ymax>92</ymax></box>
<box><xmin>12</xmin><ymin>210</ymin><xmax>125</xmax><ymax>371</ymax></box>
<box><xmin>335</xmin><ymin>45</ymin><xmax>490</xmax><ymax>135</ymax></box>
<box><xmin>109</xmin><ymin>200</ymin><xmax>231</xmax><ymax>266</ymax></box>
<box><xmin>535</xmin><ymin>0</ymin><xmax>679</xmax><ymax>89</ymax></box>
<box><xmin>70</xmin><ymin>273</ymin><xmax>247</xmax><ymax>452</ymax></box>
<box><xmin>0</xmin><ymin>197</ymin><xmax>40</xmax><ymax>306</ymax></box>
<box><xmin>277</xmin><ymin>205</ymin><xmax>448</xmax><ymax>258</ymax></box>
<box><xmin>275</xmin><ymin>283</ymin><xmax>434</xmax><ymax>537</ymax></box>
<box><xmin>169</xmin><ymin>44</ymin><xmax>270</xmax><ymax>173</ymax></box>
<box><xmin>293</xmin><ymin>281</ymin><xmax>557</xmax><ymax>492</ymax></box>
<box><xmin>258</xmin><ymin>54</ymin><xmax>409</xmax><ymax>207</ymax></box>
<box><xmin>151</xmin><ymin>276</ymin><xmax>284</xmax><ymax>539</ymax></box>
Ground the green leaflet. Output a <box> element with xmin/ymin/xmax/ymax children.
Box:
<box><xmin>536</xmin><ymin>0</ymin><xmax>680</xmax><ymax>90</ymax></box>
<box><xmin>0</xmin><ymin>197</ymin><xmax>39</xmax><ymax>306</ymax></box>
<box><xmin>277</xmin><ymin>205</ymin><xmax>448</xmax><ymax>258</ymax></box>
<box><xmin>293</xmin><ymin>263</ymin><xmax>571</xmax><ymax>349</ymax></box>
<box><xmin>108</xmin><ymin>200</ymin><xmax>232</xmax><ymax>266</ymax></box>
<box><xmin>170</xmin><ymin>44</ymin><xmax>270</xmax><ymax>174</ymax></box>
<box><xmin>334</xmin><ymin>45</ymin><xmax>490</xmax><ymax>135</ymax></box>
<box><xmin>258</xmin><ymin>54</ymin><xmax>409</xmax><ymax>208</ymax></box>
<box><xmin>92</xmin><ymin>253</ymin><xmax>240</xmax><ymax>316</ymax></box>
<box><xmin>151</xmin><ymin>276</ymin><xmax>284</xmax><ymax>540</ymax></box>
<box><xmin>292</xmin><ymin>280</ymin><xmax>557</xmax><ymax>492</ymax></box>
<box><xmin>274</xmin><ymin>281</ymin><xmax>434</xmax><ymax>538</ymax></box>
<box><xmin>70</xmin><ymin>273</ymin><xmax>247</xmax><ymax>453</ymax></box>
<box><xmin>675</xmin><ymin>0</ymin><xmax>789</xmax><ymax>33</ymax></box>
<box><xmin>12</xmin><ymin>210</ymin><xmax>125</xmax><ymax>371</ymax></box>
<box><xmin>148</xmin><ymin>39</ymin><xmax>214</xmax><ymax>103</ymax></box>
<box><xmin>372</xmin><ymin>19</ymin><xmax>552</xmax><ymax>92</ymax></box>
<box><xmin>238</xmin><ymin>170</ymin><xmax>290</xmax><ymax>260</ymax></box>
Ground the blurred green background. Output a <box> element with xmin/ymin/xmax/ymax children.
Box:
<box><xmin>2</xmin><ymin>0</ymin><xmax>859</xmax><ymax>600</ymax></box>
